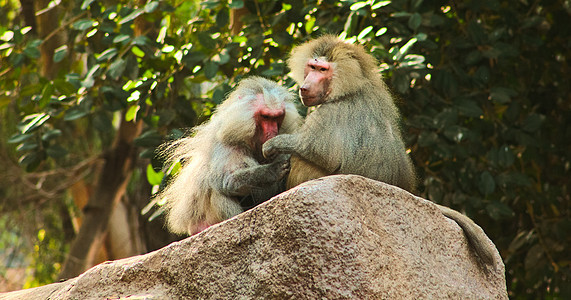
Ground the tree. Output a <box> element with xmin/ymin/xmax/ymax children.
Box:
<box><xmin>0</xmin><ymin>0</ymin><xmax>569</xmax><ymax>297</ymax></box>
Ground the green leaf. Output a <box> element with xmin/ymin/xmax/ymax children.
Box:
<box><xmin>132</xmin><ymin>36</ymin><xmax>151</xmax><ymax>46</ymax></box>
<box><xmin>53</xmin><ymin>45</ymin><xmax>68</xmax><ymax>63</ymax></box>
<box><xmin>19</xmin><ymin>151</ymin><xmax>44</xmax><ymax>171</ymax></box>
<box><xmin>467</xmin><ymin>20</ymin><xmax>486</xmax><ymax>45</ymax></box>
<box><xmin>392</xmin><ymin>71</ymin><xmax>410</xmax><ymax>94</ymax></box>
<box><xmin>515</xmin><ymin>130</ymin><xmax>535</xmax><ymax>147</ymax></box>
<box><xmin>350</xmin><ymin>2</ymin><xmax>368</xmax><ymax>11</ymax></box>
<box><xmin>343</xmin><ymin>11</ymin><xmax>358</xmax><ymax>36</ymax></box>
<box><xmin>474</xmin><ymin>66</ymin><xmax>490</xmax><ymax>83</ymax></box>
<box><xmin>411</xmin><ymin>0</ymin><xmax>423</xmax><ymax>10</ymax></box>
<box><xmin>393</xmin><ymin>37</ymin><xmax>417</xmax><ymax>61</ymax></box>
<box><xmin>522</xmin><ymin>114</ymin><xmax>544</xmax><ymax>133</ymax></box>
<box><xmin>64</xmin><ymin>107</ymin><xmax>89</xmax><ymax>121</ymax></box>
<box><xmin>46</xmin><ymin>144</ymin><xmax>68</xmax><ymax>158</ymax></box>
<box><xmin>8</xmin><ymin>133</ymin><xmax>34</xmax><ymax>144</ymax></box>
<box><xmin>415</xmin><ymin>32</ymin><xmax>427</xmax><ymax>41</ymax></box>
<box><xmin>82</xmin><ymin>76</ymin><xmax>95</xmax><ymax>89</ymax></box>
<box><xmin>204</xmin><ymin>61</ymin><xmax>218</xmax><ymax>79</ymax></box>
<box><xmin>212</xmin><ymin>50</ymin><xmax>230</xmax><ymax>65</ymax></box>
<box><xmin>168</xmin><ymin>128</ymin><xmax>185</xmax><ymax>140</ymax></box>
<box><xmin>497</xmin><ymin>145</ymin><xmax>515</xmax><ymax>167</ymax></box>
<box><xmin>443</xmin><ymin>125</ymin><xmax>468</xmax><ymax>143</ymax></box>
<box><xmin>229</xmin><ymin>0</ymin><xmax>244</xmax><ymax>9</ymax></box>
<box><xmin>10</xmin><ymin>53</ymin><xmax>25</xmax><ymax>67</ymax></box>
<box><xmin>375</xmin><ymin>27</ymin><xmax>387</xmax><ymax>36</ymax></box>
<box><xmin>21</xmin><ymin>83</ymin><xmax>43</xmax><ymax>97</ymax></box>
<box><xmin>126</xmin><ymin>104</ymin><xmax>140</xmax><ymax>122</ymax></box>
<box><xmin>260</xmin><ymin>66</ymin><xmax>285</xmax><ymax>77</ymax></box>
<box><xmin>96</xmin><ymin>48</ymin><xmax>118</xmax><ymax>62</ymax></box>
<box><xmin>125</xmin><ymin>55</ymin><xmax>140</xmax><ymax>79</ymax></box>
<box><xmin>53</xmin><ymin>79</ymin><xmax>77</xmax><ymax>95</ymax></box>
<box><xmin>108</xmin><ymin>58</ymin><xmax>127</xmax><ymax>80</ymax></box>
<box><xmin>508</xmin><ymin>231</ymin><xmax>533</xmax><ymax>253</ymax></box>
<box><xmin>210</xmin><ymin>83</ymin><xmax>231</xmax><ymax>105</ymax></box>
<box><xmin>39</xmin><ymin>84</ymin><xmax>55</xmax><ymax>109</ymax></box>
<box><xmin>21</xmin><ymin>113</ymin><xmax>50</xmax><ymax>134</ymax></box>
<box><xmin>418</xmin><ymin>131</ymin><xmax>438</xmax><ymax>147</ymax></box>
<box><xmin>81</xmin><ymin>0</ymin><xmax>95</xmax><ymax>10</ymax></box>
<box><xmin>465</xmin><ymin>50</ymin><xmax>482</xmax><ymax>65</ymax></box>
<box><xmin>433</xmin><ymin>70</ymin><xmax>459</xmax><ymax>96</ymax></box>
<box><xmin>197</xmin><ymin>32</ymin><xmax>216</xmax><ymax>49</ymax></box>
<box><xmin>486</xmin><ymin>201</ymin><xmax>514</xmax><ymax>221</ymax></box>
<box><xmin>510</xmin><ymin>173</ymin><xmax>532</xmax><ymax>187</ymax></box>
<box><xmin>134</xmin><ymin>130</ymin><xmax>162</xmax><ymax>147</ymax></box>
<box><xmin>16</xmin><ymin>141</ymin><xmax>38</xmax><ymax>152</ymax></box>
<box><xmin>391</xmin><ymin>12</ymin><xmax>412</xmax><ymax>18</ymax></box>
<box><xmin>41</xmin><ymin>129</ymin><xmax>62</xmax><ymax>141</ymax></box>
<box><xmin>166</xmin><ymin>161</ymin><xmax>181</xmax><ymax>177</ymax></box>
<box><xmin>93</xmin><ymin>112</ymin><xmax>113</xmax><ymax>132</ymax></box>
<box><xmin>400</xmin><ymin>54</ymin><xmax>425</xmax><ymax>68</ymax></box>
<box><xmin>372</xmin><ymin>1</ymin><xmax>390</xmax><ymax>10</ymax></box>
<box><xmin>434</xmin><ymin>109</ymin><xmax>457</xmax><ymax>129</ymax></box>
<box><xmin>201</xmin><ymin>0</ymin><xmax>218</xmax><ymax>9</ymax></box>
<box><xmin>491</xmin><ymin>42</ymin><xmax>519</xmax><ymax>58</ymax></box>
<box><xmin>113</xmin><ymin>34</ymin><xmax>131</xmax><ymax>44</ymax></box>
<box><xmin>357</xmin><ymin>26</ymin><xmax>373</xmax><ymax>40</ymax></box>
<box><xmin>478</xmin><ymin>171</ymin><xmax>496</xmax><ymax>196</ymax></box>
<box><xmin>147</xmin><ymin>164</ymin><xmax>165</xmax><ymax>186</ymax></box>
<box><xmin>182</xmin><ymin>51</ymin><xmax>207</xmax><ymax>69</ymax></box>
<box><xmin>139</xmin><ymin>148</ymin><xmax>156</xmax><ymax>159</ymax></box>
<box><xmin>408</xmin><ymin>13</ymin><xmax>422</xmax><ymax>30</ymax></box>
<box><xmin>119</xmin><ymin>8</ymin><xmax>144</xmax><ymax>25</ymax></box>
<box><xmin>24</xmin><ymin>40</ymin><xmax>41</xmax><ymax>59</ymax></box>
<box><xmin>454</xmin><ymin>98</ymin><xmax>483</xmax><ymax>117</ymax></box>
<box><xmin>482</xmin><ymin>47</ymin><xmax>502</xmax><ymax>59</ymax></box>
<box><xmin>490</xmin><ymin>87</ymin><xmax>517</xmax><ymax>104</ymax></box>
<box><xmin>305</xmin><ymin>16</ymin><xmax>316</xmax><ymax>34</ymax></box>
<box><xmin>216</xmin><ymin>8</ymin><xmax>229</xmax><ymax>28</ymax></box>
<box><xmin>72</xmin><ymin>19</ymin><xmax>96</xmax><ymax>30</ymax></box>
<box><xmin>131</xmin><ymin>46</ymin><xmax>145</xmax><ymax>57</ymax></box>
<box><xmin>272</xmin><ymin>31</ymin><xmax>293</xmax><ymax>46</ymax></box>
<box><xmin>144</xmin><ymin>1</ymin><xmax>159</xmax><ymax>13</ymax></box>
<box><xmin>147</xmin><ymin>207</ymin><xmax>167</xmax><ymax>221</ymax></box>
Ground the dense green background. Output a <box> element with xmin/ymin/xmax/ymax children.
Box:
<box><xmin>0</xmin><ymin>0</ymin><xmax>569</xmax><ymax>297</ymax></box>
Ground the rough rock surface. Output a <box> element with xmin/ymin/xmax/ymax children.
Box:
<box><xmin>1</xmin><ymin>175</ymin><xmax>508</xmax><ymax>299</ymax></box>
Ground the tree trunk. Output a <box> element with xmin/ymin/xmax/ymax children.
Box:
<box><xmin>106</xmin><ymin>196</ymin><xmax>145</xmax><ymax>260</ymax></box>
<box><xmin>35</xmin><ymin>0</ymin><xmax>63</xmax><ymax>79</ymax></box>
<box><xmin>230</xmin><ymin>6</ymin><xmax>249</xmax><ymax>35</ymax></box>
<box><xmin>58</xmin><ymin>117</ymin><xmax>142</xmax><ymax>280</ymax></box>
<box><xmin>19</xmin><ymin>0</ymin><xmax>36</xmax><ymax>34</ymax></box>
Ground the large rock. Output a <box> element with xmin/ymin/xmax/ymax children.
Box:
<box><xmin>1</xmin><ymin>175</ymin><xmax>507</xmax><ymax>299</ymax></box>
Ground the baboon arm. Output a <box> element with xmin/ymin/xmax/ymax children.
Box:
<box><xmin>263</xmin><ymin>134</ymin><xmax>340</xmax><ymax>174</ymax></box>
<box><xmin>262</xmin><ymin>134</ymin><xmax>297</xmax><ymax>157</ymax></box>
<box><xmin>219</xmin><ymin>155</ymin><xmax>289</xmax><ymax>197</ymax></box>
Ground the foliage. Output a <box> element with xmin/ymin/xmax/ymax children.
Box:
<box><xmin>0</xmin><ymin>0</ymin><xmax>569</xmax><ymax>297</ymax></box>
<box><xmin>0</xmin><ymin>210</ymin><xmax>67</xmax><ymax>288</ymax></box>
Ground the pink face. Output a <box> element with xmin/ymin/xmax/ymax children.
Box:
<box><xmin>300</xmin><ymin>58</ymin><xmax>334</xmax><ymax>106</ymax></box>
<box><xmin>253</xmin><ymin>94</ymin><xmax>285</xmax><ymax>146</ymax></box>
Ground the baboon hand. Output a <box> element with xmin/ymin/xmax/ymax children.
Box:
<box><xmin>271</xmin><ymin>154</ymin><xmax>291</xmax><ymax>180</ymax></box>
<box><xmin>262</xmin><ymin>137</ymin><xmax>280</xmax><ymax>160</ymax></box>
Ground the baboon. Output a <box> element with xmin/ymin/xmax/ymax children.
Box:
<box><xmin>157</xmin><ymin>76</ymin><xmax>300</xmax><ymax>235</ymax></box>
<box><xmin>264</xmin><ymin>35</ymin><xmax>416</xmax><ymax>191</ymax></box>
<box><xmin>263</xmin><ymin>35</ymin><xmax>497</xmax><ymax>268</ymax></box>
